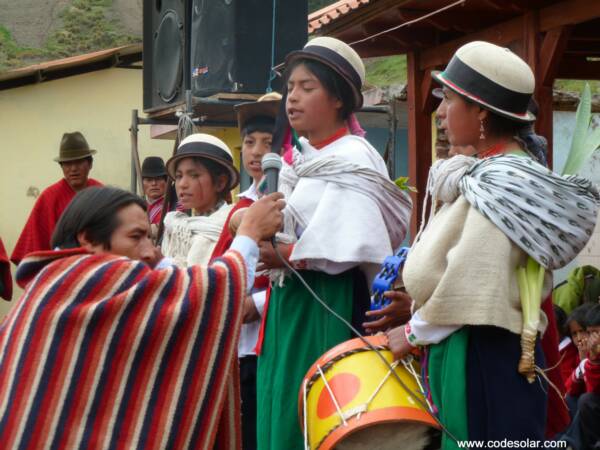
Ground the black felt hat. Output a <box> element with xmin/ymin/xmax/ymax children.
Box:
<box><xmin>141</xmin><ymin>156</ymin><xmax>167</xmax><ymax>178</ymax></box>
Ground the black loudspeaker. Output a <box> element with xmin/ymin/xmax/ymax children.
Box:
<box><xmin>143</xmin><ymin>0</ymin><xmax>307</xmax><ymax>112</ymax></box>
<box><xmin>143</xmin><ymin>0</ymin><xmax>186</xmax><ymax>111</ymax></box>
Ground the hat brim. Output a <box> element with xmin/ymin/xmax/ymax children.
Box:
<box><xmin>141</xmin><ymin>171</ymin><xmax>168</xmax><ymax>178</ymax></box>
<box><xmin>432</xmin><ymin>71</ymin><xmax>536</xmax><ymax>123</ymax></box>
<box><xmin>54</xmin><ymin>149</ymin><xmax>97</xmax><ymax>163</ymax></box>
<box><xmin>282</xmin><ymin>50</ymin><xmax>364</xmax><ymax>109</ymax></box>
<box><xmin>165</xmin><ymin>154</ymin><xmax>240</xmax><ymax>191</ymax></box>
<box><xmin>234</xmin><ymin>100</ymin><xmax>280</xmax><ymax>131</ymax></box>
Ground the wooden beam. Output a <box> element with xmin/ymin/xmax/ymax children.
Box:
<box><xmin>540</xmin><ymin>0</ymin><xmax>600</xmax><ymax>32</ymax></box>
<box><xmin>419</xmin><ymin>0</ymin><xmax>600</xmax><ymax>71</ymax></box>
<box><xmin>558</xmin><ymin>58</ymin><xmax>600</xmax><ymax>80</ymax></box>
<box><xmin>523</xmin><ymin>11</ymin><xmax>539</xmax><ymax>73</ymax></box>
<box><xmin>419</xmin><ymin>16</ymin><xmax>524</xmax><ymax>69</ymax></box>
<box><xmin>538</xmin><ymin>26</ymin><xmax>572</xmax><ymax>87</ymax></box>
<box><xmin>420</xmin><ymin>70</ymin><xmax>435</xmax><ymax>113</ymax></box>
<box><xmin>407</xmin><ymin>51</ymin><xmax>433</xmax><ymax>240</ymax></box>
<box><xmin>537</xmin><ymin>86</ymin><xmax>554</xmax><ymax>169</ymax></box>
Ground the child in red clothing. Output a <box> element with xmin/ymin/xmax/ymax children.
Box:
<box><xmin>563</xmin><ymin>304</ymin><xmax>594</xmax><ymax>395</ymax></box>
<box><xmin>561</xmin><ymin>304</ymin><xmax>600</xmax><ymax>449</ymax></box>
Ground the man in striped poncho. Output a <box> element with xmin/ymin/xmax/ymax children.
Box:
<box><xmin>0</xmin><ymin>186</ymin><xmax>284</xmax><ymax>449</ymax></box>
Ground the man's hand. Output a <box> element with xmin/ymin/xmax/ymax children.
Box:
<box><xmin>243</xmin><ymin>295</ymin><xmax>261</xmax><ymax>323</ymax></box>
<box><xmin>363</xmin><ymin>290</ymin><xmax>412</xmax><ymax>334</ymax></box>
<box><xmin>237</xmin><ymin>193</ymin><xmax>285</xmax><ymax>243</ymax></box>
<box><xmin>386</xmin><ymin>325</ymin><xmax>414</xmax><ymax>361</ymax></box>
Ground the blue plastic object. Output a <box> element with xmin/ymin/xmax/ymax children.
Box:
<box><xmin>370</xmin><ymin>247</ymin><xmax>410</xmax><ymax>312</ymax></box>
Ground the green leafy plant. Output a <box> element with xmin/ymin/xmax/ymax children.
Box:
<box><xmin>562</xmin><ymin>83</ymin><xmax>600</xmax><ymax>175</ymax></box>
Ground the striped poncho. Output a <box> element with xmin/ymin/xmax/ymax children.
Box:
<box><xmin>0</xmin><ymin>247</ymin><xmax>246</xmax><ymax>449</ymax></box>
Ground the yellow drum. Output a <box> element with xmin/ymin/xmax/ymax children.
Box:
<box><xmin>299</xmin><ymin>335</ymin><xmax>438</xmax><ymax>450</ymax></box>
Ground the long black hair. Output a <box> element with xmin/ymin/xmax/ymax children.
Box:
<box><xmin>585</xmin><ymin>303</ymin><xmax>600</xmax><ymax>328</ymax></box>
<box><xmin>51</xmin><ymin>186</ymin><xmax>146</xmax><ymax>250</ymax></box>
<box><xmin>565</xmin><ymin>303</ymin><xmax>595</xmax><ymax>336</ymax></box>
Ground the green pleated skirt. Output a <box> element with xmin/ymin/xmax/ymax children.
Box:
<box><xmin>256</xmin><ymin>270</ymin><xmax>356</xmax><ymax>450</ymax></box>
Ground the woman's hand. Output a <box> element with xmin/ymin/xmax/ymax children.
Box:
<box><xmin>386</xmin><ymin>325</ymin><xmax>414</xmax><ymax>361</ymax></box>
<box><xmin>363</xmin><ymin>290</ymin><xmax>412</xmax><ymax>334</ymax></box>
<box><xmin>228</xmin><ymin>208</ymin><xmax>248</xmax><ymax>236</ymax></box>
<box><xmin>243</xmin><ymin>295</ymin><xmax>261</xmax><ymax>324</ymax></box>
<box><xmin>257</xmin><ymin>242</ymin><xmax>293</xmax><ymax>271</ymax></box>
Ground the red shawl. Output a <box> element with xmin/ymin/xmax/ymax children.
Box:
<box><xmin>10</xmin><ymin>178</ymin><xmax>102</xmax><ymax>265</ymax></box>
<box><xmin>0</xmin><ymin>247</ymin><xmax>245</xmax><ymax>449</ymax></box>
<box><xmin>147</xmin><ymin>197</ymin><xmax>164</xmax><ymax>225</ymax></box>
<box><xmin>0</xmin><ymin>238</ymin><xmax>11</xmax><ymax>300</ymax></box>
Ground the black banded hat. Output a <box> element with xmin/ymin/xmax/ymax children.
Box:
<box><xmin>141</xmin><ymin>156</ymin><xmax>167</xmax><ymax>178</ymax></box>
<box><xmin>284</xmin><ymin>36</ymin><xmax>365</xmax><ymax>109</ymax></box>
<box><xmin>234</xmin><ymin>92</ymin><xmax>282</xmax><ymax>132</ymax></box>
<box><xmin>166</xmin><ymin>133</ymin><xmax>240</xmax><ymax>190</ymax></box>
<box><xmin>432</xmin><ymin>41</ymin><xmax>536</xmax><ymax>122</ymax></box>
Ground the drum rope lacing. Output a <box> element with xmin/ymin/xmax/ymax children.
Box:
<box><xmin>273</xmin><ymin>244</ymin><xmax>461</xmax><ymax>448</ymax></box>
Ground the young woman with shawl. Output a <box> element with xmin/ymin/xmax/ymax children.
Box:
<box><xmin>387</xmin><ymin>41</ymin><xmax>599</xmax><ymax>447</ymax></box>
<box><xmin>255</xmin><ymin>37</ymin><xmax>413</xmax><ymax>449</ymax></box>
<box><xmin>161</xmin><ymin>133</ymin><xmax>240</xmax><ymax>267</ymax></box>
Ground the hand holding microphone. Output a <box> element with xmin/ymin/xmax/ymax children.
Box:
<box><xmin>235</xmin><ymin>152</ymin><xmax>284</xmax><ymax>244</ymax></box>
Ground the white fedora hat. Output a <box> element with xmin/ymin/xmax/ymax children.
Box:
<box><xmin>284</xmin><ymin>36</ymin><xmax>365</xmax><ymax>109</ymax></box>
<box><xmin>432</xmin><ymin>41</ymin><xmax>536</xmax><ymax>122</ymax></box>
<box><xmin>166</xmin><ymin>133</ymin><xmax>240</xmax><ymax>190</ymax></box>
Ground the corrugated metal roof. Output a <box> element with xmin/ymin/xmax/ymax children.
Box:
<box><xmin>308</xmin><ymin>0</ymin><xmax>371</xmax><ymax>33</ymax></box>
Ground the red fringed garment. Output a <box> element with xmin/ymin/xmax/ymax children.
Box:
<box><xmin>0</xmin><ymin>246</ymin><xmax>246</xmax><ymax>449</ymax></box>
<box><xmin>0</xmin><ymin>238</ymin><xmax>11</xmax><ymax>300</ymax></box>
<box><xmin>10</xmin><ymin>178</ymin><xmax>102</xmax><ymax>265</ymax></box>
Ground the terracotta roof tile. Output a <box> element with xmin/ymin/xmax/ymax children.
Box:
<box><xmin>308</xmin><ymin>0</ymin><xmax>371</xmax><ymax>33</ymax></box>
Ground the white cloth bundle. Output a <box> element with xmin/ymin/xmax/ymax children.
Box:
<box><xmin>162</xmin><ymin>203</ymin><xmax>233</xmax><ymax>267</ymax></box>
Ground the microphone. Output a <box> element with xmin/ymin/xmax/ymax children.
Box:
<box><xmin>261</xmin><ymin>153</ymin><xmax>282</xmax><ymax>195</ymax></box>
<box><xmin>261</xmin><ymin>153</ymin><xmax>283</xmax><ymax>248</ymax></box>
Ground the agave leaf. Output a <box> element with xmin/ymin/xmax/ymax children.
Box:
<box><xmin>562</xmin><ymin>83</ymin><xmax>592</xmax><ymax>175</ymax></box>
<box><xmin>581</xmin><ymin>123</ymin><xmax>600</xmax><ymax>164</ymax></box>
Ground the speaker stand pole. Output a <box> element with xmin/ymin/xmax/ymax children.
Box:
<box><xmin>184</xmin><ymin>0</ymin><xmax>193</xmax><ymax>117</ymax></box>
<box><xmin>129</xmin><ymin>109</ymin><xmax>144</xmax><ymax>195</ymax></box>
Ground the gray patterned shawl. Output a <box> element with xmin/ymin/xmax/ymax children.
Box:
<box><xmin>428</xmin><ymin>154</ymin><xmax>600</xmax><ymax>270</ymax></box>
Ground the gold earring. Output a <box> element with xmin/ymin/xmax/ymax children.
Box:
<box><xmin>479</xmin><ymin>119</ymin><xmax>486</xmax><ymax>140</ymax></box>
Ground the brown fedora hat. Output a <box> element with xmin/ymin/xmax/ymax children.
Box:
<box><xmin>54</xmin><ymin>132</ymin><xmax>97</xmax><ymax>163</ymax></box>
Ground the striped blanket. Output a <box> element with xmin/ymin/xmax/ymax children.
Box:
<box><xmin>0</xmin><ymin>247</ymin><xmax>246</xmax><ymax>449</ymax></box>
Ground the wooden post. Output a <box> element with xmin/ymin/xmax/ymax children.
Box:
<box><xmin>129</xmin><ymin>109</ymin><xmax>144</xmax><ymax>195</ymax></box>
<box><xmin>407</xmin><ymin>51</ymin><xmax>432</xmax><ymax>240</ymax></box>
<box><xmin>536</xmin><ymin>26</ymin><xmax>571</xmax><ymax>169</ymax></box>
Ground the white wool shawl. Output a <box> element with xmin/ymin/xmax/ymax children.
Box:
<box><xmin>161</xmin><ymin>203</ymin><xmax>233</xmax><ymax>267</ymax></box>
<box><xmin>272</xmin><ymin>135</ymin><xmax>412</xmax><ymax>284</ymax></box>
